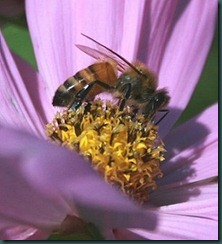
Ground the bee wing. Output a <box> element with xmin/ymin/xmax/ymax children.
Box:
<box><xmin>76</xmin><ymin>34</ymin><xmax>142</xmax><ymax>75</ymax></box>
<box><xmin>76</xmin><ymin>44</ymin><xmax>127</xmax><ymax>73</ymax></box>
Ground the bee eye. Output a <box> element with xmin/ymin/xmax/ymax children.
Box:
<box><xmin>154</xmin><ymin>94</ymin><xmax>164</xmax><ymax>105</ymax></box>
<box><xmin>151</xmin><ymin>91</ymin><xmax>169</xmax><ymax>110</ymax></box>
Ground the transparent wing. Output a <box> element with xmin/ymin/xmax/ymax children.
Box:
<box><xmin>76</xmin><ymin>44</ymin><xmax>127</xmax><ymax>73</ymax></box>
<box><xmin>75</xmin><ymin>33</ymin><xmax>143</xmax><ymax>74</ymax></box>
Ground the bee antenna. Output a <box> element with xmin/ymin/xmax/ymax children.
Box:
<box><xmin>81</xmin><ymin>33</ymin><xmax>142</xmax><ymax>76</ymax></box>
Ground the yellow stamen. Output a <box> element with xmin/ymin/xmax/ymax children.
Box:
<box><xmin>46</xmin><ymin>100</ymin><xmax>166</xmax><ymax>203</ymax></box>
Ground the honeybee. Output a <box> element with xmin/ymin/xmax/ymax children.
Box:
<box><xmin>53</xmin><ymin>34</ymin><xmax>170</xmax><ymax>123</ymax></box>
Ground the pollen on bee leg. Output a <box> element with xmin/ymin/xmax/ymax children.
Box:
<box><xmin>46</xmin><ymin>100</ymin><xmax>166</xmax><ymax>204</ymax></box>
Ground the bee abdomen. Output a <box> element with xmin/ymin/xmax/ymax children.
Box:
<box><xmin>52</xmin><ymin>68</ymin><xmax>96</xmax><ymax>107</ymax></box>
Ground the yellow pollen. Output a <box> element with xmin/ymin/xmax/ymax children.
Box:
<box><xmin>46</xmin><ymin>100</ymin><xmax>166</xmax><ymax>203</ymax></box>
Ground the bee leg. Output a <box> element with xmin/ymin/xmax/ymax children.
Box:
<box><xmin>119</xmin><ymin>83</ymin><xmax>131</xmax><ymax>110</ymax></box>
<box><xmin>69</xmin><ymin>83</ymin><xmax>94</xmax><ymax>110</ymax></box>
<box><xmin>155</xmin><ymin>109</ymin><xmax>169</xmax><ymax>125</ymax></box>
<box><xmin>69</xmin><ymin>81</ymin><xmax>114</xmax><ymax>110</ymax></box>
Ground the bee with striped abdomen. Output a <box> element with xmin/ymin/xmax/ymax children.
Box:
<box><xmin>53</xmin><ymin>34</ymin><xmax>170</xmax><ymax>123</ymax></box>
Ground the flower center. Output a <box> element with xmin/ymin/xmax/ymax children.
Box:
<box><xmin>46</xmin><ymin>100</ymin><xmax>166</xmax><ymax>203</ymax></box>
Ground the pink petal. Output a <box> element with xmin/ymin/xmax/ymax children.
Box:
<box><xmin>0</xmin><ymin>32</ymin><xmax>46</xmax><ymax>137</ymax></box>
<box><xmin>148</xmin><ymin>104</ymin><xmax>218</xmax><ymax>206</ymax></box>
<box><xmin>155</xmin><ymin>0</ymin><xmax>218</xmax><ymax>136</ymax></box>
<box><xmin>159</xmin><ymin>140</ymin><xmax>217</xmax><ymax>186</ymax></box>
<box><xmin>118</xmin><ymin>185</ymin><xmax>218</xmax><ymax>239</ymax></box>
<box><xmin>136</xmin><ymin>0</ymin><xmax>178</xmax><ymax>68</ymax></box>
<box><xmin>150</xmin><ymin>181</ymin><xmax>218</xmax><ymax>209</ymax></box>
<box><xmin>158</xmin><ymin>185</ymin><xmax>218</xmax><ymax>220</ymax></box>
<box><xmin>159</xmin><ymin>104</ymin><xmax>218</xmax><ymax>185</ymax></box>
<box><xmin>165</xmin><ymin>103</ymin><xmax>218</xmax><ymax>160</ymax></box>
<box><xmin>126</xmin><ymin>212</ymin><xmax>218</xmax><ymax>240</ymax></box>
<box><xmin>114</xmin><ymin>189</ymin><xmax>218</xmax><ymax>240</ymax></box>
<box><xmin>0</xmin><ymin>125</ymin><xmax>160</xmax><ymax>235</ymax></box>
<box><xmin>0</xmin><ymin>132</ymin><xmax>72</xmax><ymax>232</ymax></box>
<box><xmin>0</xmin><ymin>226</ymin><xmax>48</xmax><ymax>240</ymax></box>
<box><xmin>12</xmin><ymin>53</ymin><xmax>57</xmax><ymax>129</ymax></box>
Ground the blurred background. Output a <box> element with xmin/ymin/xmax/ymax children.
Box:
<box><xmin>0</xmin><ymin>3</ymin><xmax>218</xmax><ymax>126</ymax></box>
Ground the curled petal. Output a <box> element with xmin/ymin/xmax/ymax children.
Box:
<box><xmin>0</xmin><ymin>125</ymin><xmax>161</xmax><ymax>235</ymax></box>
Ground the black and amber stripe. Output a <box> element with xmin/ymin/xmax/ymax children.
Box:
<box><xmin>52</xmin><ymin>61</ymin><xmax>117</xmax><ymax>108</ymax></box>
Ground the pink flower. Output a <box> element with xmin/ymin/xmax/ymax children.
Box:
<box><xmin>0</xmin><ymin>0</ymin><xmax>218</xmax><ymax>240</ymax></box>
